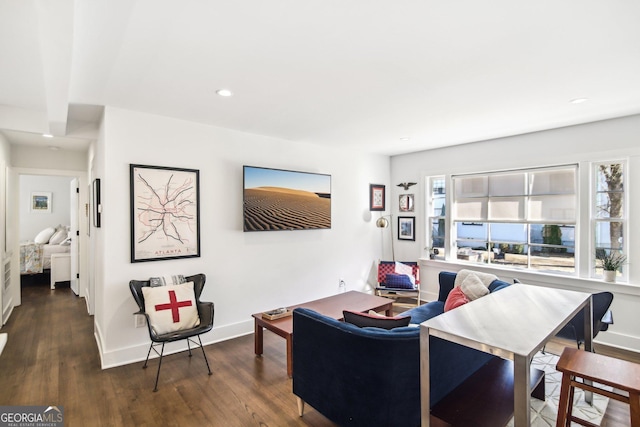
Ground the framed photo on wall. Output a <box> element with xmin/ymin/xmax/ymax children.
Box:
<box><xmin>398</xmin><ymin>216</ymin><xmax>415</xmax><ymax>241</ymax></box>
<box><xmin>30</xmin><ymin>192</ymin><xmax>52</xmax><ymax>213</ymax></box>
<box><xmin>130</xmin><ymin>164</ymin><xmax>201</xmax><ymax>263</ymax></box>
<box><xmin>369</xmin><ymin>184</ymin><xmax>385</xmax><ymax>211</ymax></box>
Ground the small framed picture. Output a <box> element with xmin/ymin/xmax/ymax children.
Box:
<box><xmin>399</xmin><ymin>194</ymin><xmax>414</xmax><ymax>212</ymax></box>
<box><xmin>30</xmin><ymin>192</ymin><xmax>52</xmax><ymax>213</ymax></box>
<box><xmin>398</xmin><ymin>216</ymin><xmax>415</xmax><ymax>241</ymax></box>
<box><xmin>369</xmin><ymin>184</ymin><xmax>385</xmax><ymax>211</ymax></box>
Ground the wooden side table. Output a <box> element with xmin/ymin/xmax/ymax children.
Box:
<box><xmin>50</xmin><ymin>253</ymin><xmax>71</xmax><ymax>289</ymax></box>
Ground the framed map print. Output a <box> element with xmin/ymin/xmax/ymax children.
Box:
<box><xmin>130</xmin><ymin>164</ymin><xmax>200</xmax><ymax>263</ymax></box>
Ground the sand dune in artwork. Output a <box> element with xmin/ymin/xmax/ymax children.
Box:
<box><xmin>244</xmin><ymin>187</ymin><xmax>331</xmax><ymax>231</ymax></box>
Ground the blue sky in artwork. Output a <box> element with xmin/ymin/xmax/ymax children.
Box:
<box><xmin>244</xmin><ymin>166</ymin><xmax>331</xmax><ymax>193</ymax></box>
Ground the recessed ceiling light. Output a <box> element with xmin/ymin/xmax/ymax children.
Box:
<box><xmin>570</xmin><ymin>98</ymin><xmax>588</xmax><ymax>104</ymax></box>
<box><xmin>216</xmin><ymin>89</ymin><xmax>233</xmax><ymax>97</ymax></box>
<box><xmin>42</xmin><ymin>134</ymin><xmax>53</xmax><ymax>138</ymax></box>
<box><xmin>48</xmin><ymin>146</ymin><xmax>60</xmax><ymax>151</ymax></box>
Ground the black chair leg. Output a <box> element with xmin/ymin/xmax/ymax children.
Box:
<box><xmin>187</xmin><ymin>338</ymin><xmax>192</xmax><ymax>357</ymax></box>
<box><xmin>153</xmin><ymin>342</ymin><xmax>165</xmax><ymax>392</ymax></box>
<box><xmin>197</xmin><ymin>335</ymin><xmax>212</xmax><ymax>375</ymax></box>
<box><xmin>143</xmin><ymin>343</ymin><xmax>153</xmax><ymax>369</ymax></box>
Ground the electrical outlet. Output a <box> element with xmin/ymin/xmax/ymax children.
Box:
<box><xmin>339</xmin><ymin>279</ymin><xmax>346</xmax><ymax>292</ymax></box>
<box><xmin>135</xmin><ymin>315</ymin><xmax>146</xmax><ymax>328</ymax></box>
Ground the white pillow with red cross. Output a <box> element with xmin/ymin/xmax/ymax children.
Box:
<box><xmin>142</xmin><ymin>281</ymin><xmax>200</xmax><ymax>335</ymax></box>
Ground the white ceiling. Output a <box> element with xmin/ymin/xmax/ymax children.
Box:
<box><xmin>1</xmin><ymin>0</ymin><xmax>640</xmax><ymax>155</ymax></box>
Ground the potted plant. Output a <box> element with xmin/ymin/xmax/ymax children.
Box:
<box><xmin>596</xmin><ymin>251</ymin><xmax>627</xmax><ymax>282</ymax></box>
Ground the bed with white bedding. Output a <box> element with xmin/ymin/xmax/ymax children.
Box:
<box><xmin>20</xmin><ymin>225</ymin><xmax>71</xmax><ymax>275</ymax></box>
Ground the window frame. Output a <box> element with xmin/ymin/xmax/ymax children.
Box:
<box><xmin>591</xmin><ymin>160</ymin><xmax>627</xmax><ymax>281</ymax></box>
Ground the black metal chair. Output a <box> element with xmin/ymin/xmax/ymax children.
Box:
<box><xmin>555</xmin><ymin>291</ymin><xmax>614</xmax><ymax>349</ymax></box>
<box><xmin>129</xmin><ymin>273</ymin><xmax>214</xmax><ymax>391</ymax></box>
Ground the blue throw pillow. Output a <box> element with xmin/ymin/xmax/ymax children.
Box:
<box><xmin>384</xmin><ymin>273</ymin><xmax>415</xmax><ymax>289</ymax></box>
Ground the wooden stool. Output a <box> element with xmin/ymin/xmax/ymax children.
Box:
<box><xmin>555</xmin><ymin>347</ymin><xmax>640</xmax><ymax>427</ymax></box>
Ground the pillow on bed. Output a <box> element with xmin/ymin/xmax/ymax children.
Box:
<box><xmin>49</xmin><ymin>229</ymin><xmax>68</xmax><ymax>245</ymax></box>
<box><xmin>34</xmin><ymin>227</ymin><xmax>56</xmax><ymax>244</ymax></box>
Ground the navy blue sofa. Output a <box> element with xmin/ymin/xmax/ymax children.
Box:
<box><xmin>292</xmin><ymin>271</ymin><xmax>512</xmax><ymax>427</ymax></box>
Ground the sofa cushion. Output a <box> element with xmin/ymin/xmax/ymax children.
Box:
<box><xmin>343</xmin><ymin>310</ymin><xmax>410</xmax><ymax>330</ymax></box>
<box><xmin>460</xmin><ymin>273</ymin><xmax>490</xmax><ymax>301</ymax></box>
<box><xmin>383</xmin><ymin>273</ymin><xmax>415</xmax><ymax>289</ymax></box>
<box><xmin>488</xmin><ymin>279</ymin><xmax>511</xmax><ymax>292</ymax></box>
<box><xmin>402</xmin><ymin>301</ymin><xmax>445</xmax><ymax>325</ymax></box>
<box><xmin>444</xmin><ymin>286</ymin><xmax>470</xmax><ymax>311</ymax></box>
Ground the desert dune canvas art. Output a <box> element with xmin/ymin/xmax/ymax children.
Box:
<box><xmin>243</xmin><ymin>166</ymin><xmax>331</xmax><ymax>231</ymax></box>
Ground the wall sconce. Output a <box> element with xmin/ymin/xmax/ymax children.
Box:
<box><xmin>376</xmin><ymin>214</ymin><xmax>395</xmax><ymax>261</ymax></box>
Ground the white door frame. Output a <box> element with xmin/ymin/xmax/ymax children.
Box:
<box><xmin>8</xmin><ymin>167</ymin><xmax>87</xmax><ymax>310</ymax></box>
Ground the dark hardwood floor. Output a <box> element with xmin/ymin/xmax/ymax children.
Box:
<box><xmin>1</xmin><ymin>285</ymin><xmax>637</xmax><ymax>426</ymax></box>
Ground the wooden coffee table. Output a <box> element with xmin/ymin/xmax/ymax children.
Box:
<box><xmin>252</xmin><ymin>290</ymin><xmax>394</xmax><ymax>377</ymax></box>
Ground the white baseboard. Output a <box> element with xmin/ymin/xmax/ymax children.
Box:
<box><xmin>98</xmin><ymin>318</ymin><xmax>254</xmax><ymax>369</ymax></box>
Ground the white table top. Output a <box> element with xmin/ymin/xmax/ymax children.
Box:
<box><xmin>421</xmin><ymin>283</ymin><xmax>591</xmax><ymax>360</ymax></box>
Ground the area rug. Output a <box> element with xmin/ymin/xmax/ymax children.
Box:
<box><xmin>506</xmin><ymin>351</ymin><xmax>609</xmax><ymax>427</ymax></box>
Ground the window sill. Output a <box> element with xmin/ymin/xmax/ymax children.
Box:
<box><xmin>419</xmin><ymin>257</ymin><xmax>640</xmax><ymax>297</ymax></box>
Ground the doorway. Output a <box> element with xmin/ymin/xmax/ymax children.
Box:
<box><xmin>8</xmin><ymin>167</ymin><xmax>88</xmax><ymax>314</ymax></box>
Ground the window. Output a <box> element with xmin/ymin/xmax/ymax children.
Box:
<box><xmin>427</xmin><ymin>176</ymin><xmax>445</xmax><ymax>260</ymax></box>
<box><xmin>451</xmin><ymin>165</ymin><xmax>577</xmax><ymax>273</ymax></box>
<box><xmin>593</xmin><ymin>162</ymin><xmax>626</xmax><ymax>280</ymax></box>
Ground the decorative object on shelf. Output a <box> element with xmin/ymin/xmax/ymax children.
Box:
<box><xmin>369</xmin><ymin>184</ymin><xmax>385</xmax><ymax>211</ymax></box>
<box><xmin>398</xmin><ymin>216</ymin><xmax>415</xmax><ymax>241</ymax></box>
<box><xmin>30</xmin><ymin>191</ymin><xmax>52</xmax><ymax>213</ymax></box>
<box><xmin>397</xmin><ymin>182</ymin><xmax>417</xmax><ymax>191</ymax></box>
<box><xmin>597</xmin><ymin>251</ymin><xmax>627</xmax><ymax>283</ymax></box>
<box><xmin>399</xmin><ymin>194</ymin><xmax>414</xmax><ymax>212</ymax></box>
<box><xmin>92</xmin><ymin>178</ymin><xmax>101</xmax><ymax>228</ymax></box>
<box><xmin>130</xmin><ymin>164</ymin><xmax>200</xmax><ymax>263</ymax></box>
<box><xmin>262</xmin><ymin>308</ymin><xmax>292</xmax><ymax>320</ymax></box>
<box><xmin>376</xmin><ymin>214</ymin><xmax>395</xmax><ymax>261</ymax></box>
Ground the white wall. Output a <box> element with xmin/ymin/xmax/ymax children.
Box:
<box><xmin>11</xmin><ymin>146</ymin><xmax>86</xmax><ymax>171</ymax></box>
<box><xmin>18</xmin><ymin>174</ymin><xmax>72</xmax><ymax>242</ymax></box>
<box><xmin>391</xmin><ymin>114</ymin><xmax>640</xmax><ymax>352</ymax></box>
<box><xmin>94</xmin><ymin>107</ymin><xmax>390</xmax><ymax>368</ymax></box>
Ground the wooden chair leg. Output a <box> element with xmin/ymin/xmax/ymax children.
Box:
<box><xmin>556</xmin><ymin>373</ymin><xmax>572</xmax><ymax>427</ymax></box>
<box><xmin>630</xmin><ymin>391</ymin><xmax>640</xmax><ymax>426</ymax></box>
<box><xmin>297</xmin><ymin>397</ymin><xmax>305</xmax><ymax>416</ymax></box>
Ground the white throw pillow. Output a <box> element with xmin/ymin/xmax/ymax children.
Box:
<box><xmin>34</xmin><ymin>227</ymin><xmax>56</xmax><ymax>244</ymax></box>
<box><xmin>460</xmin><ymin>273</ymin><xmax>490</xmax><ymax>301</ymax></box>
<box><xmin>142</xmin><ymin>281</ymin><xmax>200</xmax><ymax>335</ymax></box>
<box><xmin>49</xmin><ymin>229</ymin><xmax>68</xmax><ymax>245</ymax></box>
